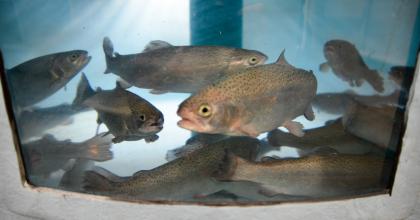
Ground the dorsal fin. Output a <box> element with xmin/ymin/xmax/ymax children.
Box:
<box><xmin>143</xmin><ymin>40</ymin><xmax>173</xmax><ymax>52</ymax></box>
<box><xmin>275</xmin><ymin>49</ymin><xmax>291</xmax><ymax>66</ymax></box>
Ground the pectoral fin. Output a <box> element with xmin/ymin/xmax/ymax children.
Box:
<box><xmin>319</xmin><ymin>62</ymin><xmax>331</xmax><ymax>73</ymax></box>
<box><xmin>304</xmin><ymin>105</ymin><xmax>315</xmax><ymax>121</ymax></box>
<box><xmin>283</xmin><ymin>120</ymin><xmax>304</xmax><ymax>137</ymax></box>
<box><xmin>143</xmin><ymin>40</ymin><xmax>173</xmax><ymax>52</ymax></box>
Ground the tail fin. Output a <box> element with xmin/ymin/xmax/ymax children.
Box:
<box><xmin>78</xmin><ymin>133</ymin><xmax>113</xmax><ymax>161</ymax></box>
<box><xmin>72</xmin><ymin>73</ymin><xmax>95</xmax><ymax>107</ymax></box>
<box><xmin>365</xmin><ymin>69</ymin><xmax>384</xmax><ymax>93</ymax></box>
<box><xmin>83</xmin><ymin>170</ymin><xmax>114</xmax><ymax>193</ymax></box>
<box><xmin>103</xmin><ymin>37</ymin><xmax>115</xmax><ymax>74</ymax></box>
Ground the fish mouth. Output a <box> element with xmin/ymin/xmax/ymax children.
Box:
<box><xmin>177</xmin><ymin>113</ymin><xmax>206</xmax><ymax>132</ymax></box>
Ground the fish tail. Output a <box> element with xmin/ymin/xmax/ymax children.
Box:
<box><xmin>83</xmin><ymin>170</ymin><xmax>115</xmax><ymax>193</ymax></box>
<box><xmin>72</xmin><ymin>73</ymin><xmax>95</xmax><ymax>107</ymax></box>
<box><xmin>103</xmin><ymin>37</ymin><xmax>115</xmax><ymax>74</ymax></box>
<box><xmin>365</xmin><ymin>69</ymin><xmax>384</xmax><ymax>93</ymax></box>
<box><xmin>78</xmin><ymin>133</ymin><xmax>113</xmax><ymax>161</ymax></box>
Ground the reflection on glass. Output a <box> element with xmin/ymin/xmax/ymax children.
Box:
<box><xmin>0</xmin><ymin>0</ymin><xmax>419</xmax><ymax>204</ymax></box>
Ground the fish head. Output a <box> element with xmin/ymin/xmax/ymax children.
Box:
<box><xmin>132</xmin><ymin>106</ymin><xmax>164</xmax><ymax>134</ymax></box>
<box><xmin>323</xmin><ymin>40</ymin><xmax>354</xmax><ymax>61</ymax></box>
<box><xmin>229</xmin><ymin>49</ymin><xmax>268</xmax><ymax>68</ymax></box>
<box><xmin>177</xmin><ymin>91</ymin><xmax>237</xmax><ymax>134</ymax></box>
<box><xmin>54</xmin><ymin>50</ymin><xmax>91</xmax><ymax>80</ymax></box>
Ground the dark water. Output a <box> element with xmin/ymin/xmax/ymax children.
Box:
<box><xmin>0</xmin><ymin>0</ymin><xmax>419</xmax><ymax>204</ymax></box>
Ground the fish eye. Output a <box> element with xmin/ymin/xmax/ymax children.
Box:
<box><xmin>198</xmin><ymin>104</ymin><xmax>212</xmax><ymax>117</ymax></box>
<box><xmin>248</xmin><ymin>56</ymin><xmax>259</xmax><ymax>65</ymax></box>
<box><xmin>139</xmin><ymin>114</ymin><xmax>146</xmax><ymax>121</ymax></box>
<box><xmin>70</xmin><ymin>54</ymin><xmax>79</xmax><ymax>61</ymax></box>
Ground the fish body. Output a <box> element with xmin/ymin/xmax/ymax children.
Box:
<box><xmin>215</xmin><ymin>153</ymin><xmax>389</xmax><ymax>198</ymax></box>
<box><xmin>103</xmin><ymin>37</ymin><xmax>267</xmax><ymax>94</ymax></box>
<box><xmin>17</xmin><ymin>103</ymin><xmax>90</xmax><ymax>142</ymax></box>
<box><xmin>6</xmin><ymin>50</ymin><xmax>91</xmax><ymax>108</ymax></box>
<box><xmin>267</xmin><ymin>118</ymin><xmax>386</xmax><ymax>156</ymax></box>
<box><xmin>84</xmin><ymin>137</ymin><xmax>262</xmax><ymax>201</ymax></box>
<box><xmin>320</xmin><ymin>40</ymin><xmax>384</xmax><ymax>92</ymax></box>
<box><xmin>313</xmin><ymin>90</ymin><xmax>401</xmax><ymax>115</ymax></box>
<box><xmin>343</xmin><ymin>103</ymin><xmax>396</xmax><ymax>149</ymax></box>
<box><xmin>73</xmin><ymin>74</ymin><xmax>164</xmax><ymax>143</ymax></box>
<box><xmin>177</xmin><ymin>50</ymin><xmax>317</xmax><ymax>137</ymax></box>
<box><xmin>22</xmin><ymin>134</ymin><xmax>113</xmax><ymax>178</ymax></box>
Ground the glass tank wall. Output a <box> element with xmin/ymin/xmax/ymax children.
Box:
<box><xmin>0</xmin><ymin>0</ymin><xmax>419</xmax><ymax>204</ymax></box>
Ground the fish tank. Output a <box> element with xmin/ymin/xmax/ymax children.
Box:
<box><xmin>0</xmin><ymin>0</ymin><xmax>419</xmax><ymax>205</ymax></box>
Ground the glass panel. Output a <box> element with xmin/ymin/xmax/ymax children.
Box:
<box><xmin>0</xmin><ymin>0</ymin><xmax>418</xmax><ymax>204</ymax></box>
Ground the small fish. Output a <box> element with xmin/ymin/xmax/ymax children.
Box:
<box><xmin>5</xmin><ymin>50</ymin><xmax>91</xmax><ymax>108</ymax></box>
<box><xmin>177</xmin><ymin>50</ymin><xmax>317</xmax><ymax>137</ymax></box>
<box><xmin>214</xmin><ymin>152</ymin><xmax>390</xmax><ymax>198</ymax></box>
<box><xmin>83</xmin><ymin>137</ymin><xmax>264</xmax><ymax>201</ymax></box>
<box><xmin>319</xmin><ymin>40</ymin><xmax>384</xmax><ymax>92</ymax></box>
<box><xmin>343</xmin><ymin>102</ymin><xmax>396</xmax><ymax>149</ymax></box>
<box><xmin>16</xmin><ymin>103</ymin><xmax>90</xmax><ymax>142</ymax></box>
<box><xmin>313</xmin><ymin>90</ymin><xmax>401</xmax><ymax>115</ymax></box>
<box><xmin>102</xmin><ymin>37</ymin><xmax>267</xmax><ymax>94</ymax></box>
<box><xmin>166</xmin><ymin>133</ymin><xmax>228</xmax><ymax>161</ymax></box>
<box><xmin>22</xmin><ymin>133</ymin><xmax>113</xmax><ymax>178</ymax></box>
<box><xmin>267</xmin><ymin>118</ymin><xmax>386</xmax><ymax>156</ymax></box>
<box><xmin>73</xmin><ymin>74</ymin><xmax>164</xmax><ymax>143</ymax></box>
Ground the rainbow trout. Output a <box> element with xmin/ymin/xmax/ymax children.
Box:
<box><xmin>102</xmin><ymin>37</ymin><xmax>267</xmax><ymax>94</ymax></box>
<box><xmin>177</xmin><ymin>50</ymin><xmax>317</xmax><ymax>138</ymax></box>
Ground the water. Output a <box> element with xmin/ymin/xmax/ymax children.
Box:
<box><xmin>0</xmin><ymin>0</ymin><xmax>419</xmax><ymax>203</ymax></box>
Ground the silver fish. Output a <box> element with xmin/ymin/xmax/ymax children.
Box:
<box><xmin>102</xmin><ymin>37</ymin><xmax>267</xmax><ymax>94</ymax></box>
<box><xmin>6</xmin><ymin>50</ymin><xmax>91</xmax><ymax>108</ymax></box>
<box><xmin>267</xmin><ymin>118</ymin><xmax>386</xmax><ymax>156</ymax></box>
<box><xmin>73</xmin><ymin>74</ymin><xmax>164</xmax><ymax>143</ymax></box>
<box><xmin>17</xmin><ymin>103</ymin><xmax>90</xmax><ymax>142</ymax></box>
<box><xmin>214</xmin><ymin>152</ymin><xmax>390</xmax><ymax>198</ymax></box>
<box><xmin>83</xmin><ymin>137</ymin><xmax>268</xmax><ymax>202</ymax></box>
<box><xmin>313</xmin><ymin>90</ymin><xmax>401</xmax><ymax>115</ymax></box>
<box><xmin>22</xmin><ymin>133</ymin><xmax>113</xmax><ymax>178</ymax></box>
<box><xmin>343</xmin><ymin>102</ymin><xmax>396</xmax><ymax>149</ymax></box>
<box><xmin>319</xmin><ymin>40</ymin><xmax>384</xmax><ymax>92</ymax></box>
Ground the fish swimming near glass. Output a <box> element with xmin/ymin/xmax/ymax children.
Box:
<box><xmin>312</xmin><ymin>90</ymin><xmax>401</xmax><ymax>115</ymax></box>
<box><xmin>73</xmin><ymin>73</ymin><xmax>164</xmax><ymax>143</ymax></box>
<box><xmin>5</xmin><ymin>50</ymin><xmax>91</xmax><ymax>109</ymax></box>
<box><xmin>17</xmin><ymin>103</ymin><xmax>90</xmax><ymax>142</ymax></box>
<box><xmin>22</xmin><ymin>133</ymin><xmax>113</xmax><ymax>178</ymax></box>
<box><xmin>177</xmin><ymin>50</ymin><xmax>317</xmax><ymax>137</ymax></box>
<box><xmin>83</xmin><ymin>137</ymin><xmax>274</xmax><ymax>202</ymax></box>
<box><xmin>343</xmin><ymin>102</ymin><xmax>396</xmax><ymax>149</ymax></box>
<box><xmin>267</xmin><ymin>118</ymin><xmax>386</xmax><ymax>157</ymax></box>
<box><xmin>102</xmin><ymin>37</ymin><xmax>268</xmax><ymax>94</ymax></box>
<box><xmin>319</xmin><ymin>40</ymin><xmax>384</xmax><ymax>93</ymax></box>
<box><xmin>214</xmin><ymin>152</ymin><xmax>390</xmax><ymax>198</ymax></box>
